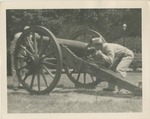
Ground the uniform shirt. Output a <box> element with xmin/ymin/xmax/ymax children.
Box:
<box><xmin>100</xmin><ymin>43</ymin><xmax>133</xmax><ymax>66</ymax></box>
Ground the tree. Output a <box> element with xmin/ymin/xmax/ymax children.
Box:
<box><xmin>6</xmin><ymin>9</ymin><xmax>141</xmax><ymax>41</ymax></box>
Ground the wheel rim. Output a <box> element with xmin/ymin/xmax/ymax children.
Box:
<box><xmin>70</xmin><ymin>29</ymin><xmax>106</xmax><ymax>43</ymax></box>
<box><xmin>65</xmin><ymin>29</ymin><xmax>103</xmax><ymax>88</ymax></box>
<box><xmin>14</xmin><ymin>26</ymin><xmax>62</xmax><ymax>94</ymax></box>
<box><xmin>65</xmin><ymin>66</ymin><xmax>101</xmax><ymax>88</ymax></box>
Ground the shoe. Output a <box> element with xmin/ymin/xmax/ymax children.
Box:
<box><xmin>118</xmin><ymin>89</ymin><xmax>132</xmax><ymax>94</ymax></box>
<box><xmin>18</xmin><ymin>84</ymin><xmax>24</xmax><ymax>89</ymax></box>
<box><xmin>18</xmin><ymin>85</ymin><xmax>24</xmax><ymax>89</ymax></box>
<box><xmin>103</xmin><ymin>88</ymin><xmax>115</xmax><ymax>91</ymax></box>
<box><xmin>13</xmin><ymin>84</ymin><xmax>24</xmax><ymax>90</ymax></box>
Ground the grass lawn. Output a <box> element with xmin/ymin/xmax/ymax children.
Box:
<box><xmin>7</xmin><ymin>72</ymin><xmax>142</xmax><ymax>113</ymax></box>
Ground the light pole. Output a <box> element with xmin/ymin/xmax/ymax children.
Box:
<box><xmin>123</xmin><ymin>23</ymin><xmax>127</xmax><ymax>46</ymax></box>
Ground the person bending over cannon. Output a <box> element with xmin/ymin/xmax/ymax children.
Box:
<box><xmin>91</xmin><ymin>37</ymin><xmax>134</xmax><ymax>93</ymax></box>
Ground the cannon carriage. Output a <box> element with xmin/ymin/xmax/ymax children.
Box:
<box><xmin>14</xmin><ymin>26</ymin><xmax>142</xmax><ymax>95</ymax></box>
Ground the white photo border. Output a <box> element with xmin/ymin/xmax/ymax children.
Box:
<box><xmin>0</xmin><ymin>0</ymin><xmax>150</xmax><ymax>119</ymax></box>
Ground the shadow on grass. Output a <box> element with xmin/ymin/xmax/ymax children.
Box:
<box><xmin>52</xmin><ymin>86</ymin><xmax>142</xmax><ymax>99</ymax></box>
<box><xmin>74</xmin><ymin>89</ymin><xmax>141</xmax><ymax>99</ymax></box>
<box><xmin>7</xmin><ymin>85</ymin><xmax>142</xmax><ymax>99</ymax></box>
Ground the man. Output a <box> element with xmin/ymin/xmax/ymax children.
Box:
<box><xmin>10</xmin><ymin>26</ymin><xmax>30</xmax><ymax>90</ymax></box>
<box><xmin>91</xmin><ymin>37</ymin><xmax>134</xmax><ymax>93</ymax></box>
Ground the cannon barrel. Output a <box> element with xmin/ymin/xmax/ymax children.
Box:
<box><xmin>57</xmin><ymin>38</ymin><xmax>89</xmax><ymax>57</ymax></box>
<box><xmin>35</xmin><ymin>33</ymin><xmax>92</xmax><ymax>57</ymax></box>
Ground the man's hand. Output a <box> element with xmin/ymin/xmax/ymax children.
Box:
<box><xmin>95</xmin><ymin>50</ymin><xmax>103</xmax><ymax>56</ymax></box>
<box><xmin>87</xmin><ymin>46</ymin><xmax>96</xmax><ymax>56</ymax></box>
<box><xmin>92</xmin><ymin>50</ymin><xmax>104</xmax><ymax>60</ymax></box>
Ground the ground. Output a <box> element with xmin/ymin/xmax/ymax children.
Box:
<box><xmin>7</xmin><ymin>72</ymin><xmax>142</xmax><ymax>113</ymax></box>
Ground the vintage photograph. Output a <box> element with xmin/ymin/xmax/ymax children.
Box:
<box><xmin>6</xmin><ymin>8</ymin><xmax>142</xmax><ymax>113</ymax></box>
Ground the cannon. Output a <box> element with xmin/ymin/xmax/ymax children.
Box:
<box><xmin>14</xmin><ymin>26</ymin><xmax>142</xmax><ymax>96</ymax></box>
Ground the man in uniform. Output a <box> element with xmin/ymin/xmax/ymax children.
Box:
<box><xmin>10</xmin><ymin>26</ymin><xmax>30</xmax><ymax>90</ymax></box>
<box><xmin>91</xmin><ymin>37</ymin><xmax>134</xmax><ymax>93</ymax></box>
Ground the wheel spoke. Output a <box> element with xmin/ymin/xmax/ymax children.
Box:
<box><xmin>44</xmin><ymin>57</ymin><xmax>57</xmax><ymax>61</ymax></box>
<box><xmin>17</xmin><ymin>65</ymin><xmax>28</xmax><ymax>71</ymax></box>
<box><xmin>37</xmin><ymin>73</ymin><xmax>40</xmax><ymax>91</ymax></box>
<box><xmin>26</xmin><ymin>37</ymin><xmax>35</xmax><ymax>53</ymax></box>
<box><xmin>17</xmin><ymin>55</ymin><xmax>27</xmax><ymax>61</ymax></box>
<box><xmin>42</xmin><ymin>64</ymin><xmax>54</xmax><ymax>78</ymax></box>
<box><xmin>41</xmin><ymin>51</ymin><xmax>55</xmax><ymax>59</ymax></box>
<box><xmin>76</xmin><ymin>72</ymin><xmax>81</xmax><ymax>82</ymax></box>
<box><xmin>20</xmin><ymin>45</ymin><xmax>33</xmax><ymax>56</ymax></box>
<box><xmin>90</xmin><ymin>75</ymin><xmax>95</xmax><ymax>82</ymax></box>
<box><xmin>23</xmin><ymin>73</ymin><xmax>30</xmax><ymax>82</ymax></box>
<box><xmin>18</xmin><ymin>52</ymin><xmax>27</xmax><ymax>58</ymax></box>
<box><xmin>41</xmin><ymin>69</ymin><xmax>48</xmax><ymax>87</ymax></box>
<box><xmin>38</xmin><ymin>35</ymin><xmax>43</xmax><ymax>54</ymax></box>
<box><xmin>30</xmin><ymin>74</ymin><xmax>35</xmax><ymax>89</ymax></box>
<box><xmin>42</xmin><ymin>61</ymin><xmax>56</xmax><ymax>67</ymax></box>
<box><xmin>33</xmin><ymin>33</ymin><xmax>38</xmax><ymax>53</ymax></box>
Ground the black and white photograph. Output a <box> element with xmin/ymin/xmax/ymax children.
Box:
<box><xmin>1</xmin><ymin>0</ymin><xmax>150</xmax><ymax>119</ymax></box>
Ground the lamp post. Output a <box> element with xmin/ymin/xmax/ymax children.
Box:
<box><xmin>123</xmin><ymin>24</ymin><xmax>127</xmax><ymax>46</ymax></box>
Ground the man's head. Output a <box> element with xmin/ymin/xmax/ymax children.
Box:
<box><xmin>91</xmin><ymin>37</ymin><xmax>103</xmax><ymax>50</ymax></box>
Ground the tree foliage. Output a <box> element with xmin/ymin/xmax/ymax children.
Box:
<box><xmin>6</xmin><ymin>9</ymin><xmax>141</xmax><ymax>51</ymax></box>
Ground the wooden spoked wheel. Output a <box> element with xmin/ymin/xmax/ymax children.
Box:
<box><xmin>65</xmin><ymin>29</ymin><xmax>105</xmax><ymax>88</ymax></box>
<box><xmin>14</xmin><ymin>26</ymin><xmax>62</xmax><ymax>94</ymax></box>
<box><xmin>65</xmin><ymin>66</ymin><xmax>101</xmax><ymax>88</ymax></box>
